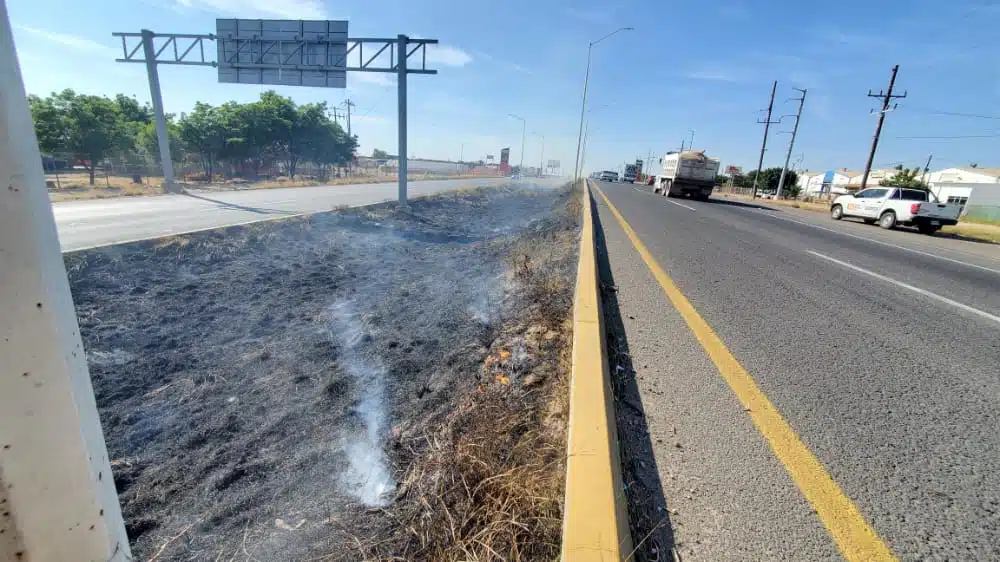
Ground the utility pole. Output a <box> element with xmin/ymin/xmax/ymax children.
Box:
<box><xmin>921</xmin><ymin>153</ymin><xmax>933</xmax><ymax>184</ymax></box>
<box><xmin>860</xmin><ymin>64</ymin><xmax>906</xmax><ymax>189</ymax></box>
<box><xmin>753</xmin><ymin>80</ymin><xmax>778</xmax><ymax>198</ymax></box>
<box><xmin>777</xmin><ymin>88</ymin><xmax>807</xmax><ymax>199</ymax></box>
<box><xmin>342</xmin><ymin>98</ymin><xmax>354</xmax><ymax>136</ymax></box>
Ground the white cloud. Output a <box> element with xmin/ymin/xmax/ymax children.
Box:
<box><xmin>173</xmin><ymin>0</ymin><xmax>327</xmax><ymax>19</ymax></box>
<box><xmin>14</xmin><ymin>25</ymin><xmax>111</xmax><ymax>54</ymax></box>
<box><xmin>685</xmin><ymin>70</ymin><xmax>739</xmax><ymax>82</ymax></box>
<box><xmin>425</xmin><ymin>45</ymin><xmax>472</xmax><ymax>68</ymax></box>
<box><xmin>473</xmin><ymin>50</ymin><xmax>532</xmax><ymax>75</ymax></box>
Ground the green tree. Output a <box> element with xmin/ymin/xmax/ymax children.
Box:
<box><xmin>372</xmin><ymin>148</ymin><xmax>390</xmax><ymax>159</ymax></box>
<box><xmin>879</xmin><ymin>167</ymin><xmax>928</xmax><ymax>190</ymax></box>
<box><xmin>137</xmin><ymin>120</ymin><xmax>183</xmax><ymax>163</ymax></box>
<box><xmin>29</xmin><ymin>89</ymin><xmax>132</xmax><ymax>185</ymax></box>
<box><xmin>745</xmin><ymin>167</ymin><xmax>799</xmax><ymax>197</ymax></box>
<box><xmin>178</xmin><ymin>102</ymin><xmax>229</xmax><ymax>178</ymax></box>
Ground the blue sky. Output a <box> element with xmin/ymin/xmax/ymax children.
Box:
<box><xmin>9</xmin><ymin>0</ymin><xmax>1000</xmax><ymax>175</ymax></box>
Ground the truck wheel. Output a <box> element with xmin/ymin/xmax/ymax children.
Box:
<box><xmin>830</xmin><ymin>205</ymin><xmax>843</xmax><ymax>220</ymax></box>
<box><xmin>879</xmin><ymin>210</ymin><xmax>897</xmax><ymax>230</ymax></box>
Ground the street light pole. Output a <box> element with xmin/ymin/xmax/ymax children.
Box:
<box><xmin>508</xmin><ymin>113</ymin><xmax>526</xmax><ymax>177</ymax></box>
<box><xmin>572</xmin><ymin>27</ymin><xmax>632</xmax><ymax>184</ymax></box>
<box><xmin>689</xmin><ymin>129</ymin><xmax>695</xmax><ymax>150</ymax></box>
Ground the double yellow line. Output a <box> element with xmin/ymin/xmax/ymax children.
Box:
<box><xmin>594</xmin><ymin>186</ymin><xmax>897</xmax><ymax>562</ymax></box>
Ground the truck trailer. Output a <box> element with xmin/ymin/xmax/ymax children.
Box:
<box><xmin>653</xmin><ymin>150</ymin><xmax>720</xmax><ymax>200</ymax></box>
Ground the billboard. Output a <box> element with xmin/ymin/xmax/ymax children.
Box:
<box><xmin>500</xmin><ymin>148</ymin><xmax>510</xmax><ymax>165</ymax></box>
<box><xmin>725</xmin><ymin>165</ymin><xmax>743</xmax><ymax>176</ymax></box>
<box><xmin>547</xmin><ymin>159</ymin><xmax>560</xmax><ymax>168</ymax></box>
<box><xmin>216</xmin><ymin>19</ymin><xmax>349</xmax><ymax>88</ymax></box>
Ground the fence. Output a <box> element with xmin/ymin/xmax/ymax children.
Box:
<box><xmin>41</xmin><ymin>153</ymin><xmax>495</xmax><ymax>194</ymax></box>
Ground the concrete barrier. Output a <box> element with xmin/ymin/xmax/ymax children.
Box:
<box><xmin>561</xmin><ymin>179</ymin><xmax>632</xmax><ymax>560</ymax></box>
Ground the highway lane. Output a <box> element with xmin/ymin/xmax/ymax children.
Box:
<box><xmin>54</xmin><ymin>177</ymin><xmax>562</xmax><ymax>252</ymax></box>
<box><xmin>594</xmin><ymin>180</ymin><xmax>1000</xmax><ymax>560</ymax></box>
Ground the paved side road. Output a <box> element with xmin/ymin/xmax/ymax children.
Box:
<box><xmin>54</xmin><ymin>177</ymin><xmax>564</xmax><ymax>251</ymax></box>
<box><xmin>594</xmin><ymin>181</ymin><xmax>1000</xmax><ymax>560</ymax></box>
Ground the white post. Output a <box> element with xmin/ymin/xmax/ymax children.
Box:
<box><xmin>141</xmin><ymin>29</ymin><xmax>175</xmax><ymax>192</ymax></box>
<box><xmin>0</xmin><ymin>3</ymin><xmax>131</xmax><ymax>560</ymax></box>
<box><xmin>397</xmin><ymin>34</ymin><xmax>408</xmax><ymax>206</ymax></box>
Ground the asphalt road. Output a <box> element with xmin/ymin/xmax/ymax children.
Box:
<box><xmin>53</xmin><ymin>177</ymin><xmax>563</xmax><ymax>252</ymax></box>
<box><xmin>593</xmin><ymin>180</ymin><xmax>1000</xmax><ymax>560</ymax></box>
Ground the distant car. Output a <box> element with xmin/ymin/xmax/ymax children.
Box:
<box><xmin>599</xmin><ymin>170</ymin><xmax>619</xmax><ymax>182</ymax></box>
<box><xmin>830</xmin><ymin>187</ymin><xmax>961</xmax><ymax>234</ymax></box>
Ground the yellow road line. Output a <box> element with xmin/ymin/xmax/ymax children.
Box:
<box><xmin>595</xmin><ymin>186</ymin><xmax>897</xmax><ymax>562</ymax></box>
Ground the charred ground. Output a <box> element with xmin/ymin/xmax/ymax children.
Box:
<box><xmin>66</xmin><ymin>182</ymin><xmax>580</xmax><ymax>560</ymax></box>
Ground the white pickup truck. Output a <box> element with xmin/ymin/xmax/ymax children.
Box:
<box><xmin>830</xmin><ymin>187</ymin><xmax>961</xmax><ymax>235</ymax></box>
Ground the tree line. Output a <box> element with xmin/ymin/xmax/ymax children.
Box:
<box><xmin>29</xmin><ymin>89</ymin><xmax>358</xmax><ymax>185</ymax></box>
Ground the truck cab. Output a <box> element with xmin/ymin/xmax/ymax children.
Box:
<box><xmin>830</xmin><ymin>187</ymin><xmax>961</xmax><ymax>234</ymax></box>
<box><xmin>599</xmin><ymin>170</ymin><xmax>619</xmax><ymax>182</ymax></box>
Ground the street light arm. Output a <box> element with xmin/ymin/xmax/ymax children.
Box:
<box><xmin>590</xmin><ymin>26</ymin><xmax>634</xmax><ymax>46</ymax></box>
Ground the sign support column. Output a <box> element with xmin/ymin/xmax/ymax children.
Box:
<box><xmin>141</xmin><ymin>29</ymin><xmax>176</xmax><ymax>192</ymax></box>
<box><xmin>397</xmin><ymin>34</ymin><xmax>408</xmax><ymax>206</ymax></box>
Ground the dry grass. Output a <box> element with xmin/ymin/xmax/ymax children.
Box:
<box><xmin>939</xmin><ymin>222</ymin><xmax>1000</xmax><ymax>244</ymax></box>
<box><xmin>336</xmin><ymin>185</ymin><xmax>581</xmax><ymax>562</ymax></box>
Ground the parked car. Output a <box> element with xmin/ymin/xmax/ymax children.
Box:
<box><xmin>830</xmin><ymin>187</ymin><xmax>961</xmax><ymax>234</ymax></box>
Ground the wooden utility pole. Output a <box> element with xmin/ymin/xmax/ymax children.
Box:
<box><xmin>777</xmin><ymin>88</ymin><xmax>807</xmax><ymax>199</ymax></box>
<box><xmin>860</xmin><ymin>65</ymin><xmax>906</xmax><ymax>189</ymax></box>
<box><xmin>343</xmin><ymin>98</ymin><xmax>355</xmax><ymax>136</ymax></box>
<box><xmin>753</xmin><ymin>80</ymin><xmax>778</xmax><ymax>198</ymax></box>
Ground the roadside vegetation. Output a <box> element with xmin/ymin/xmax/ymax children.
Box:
<box><xmin>30</xmin><ymin>89</ymin><xmax>357</xmax><ymax>189</ymax></box>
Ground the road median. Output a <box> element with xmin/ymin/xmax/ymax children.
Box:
<box><xmin>561</xmin><ymin>179</ymin><xmax>633</xmax><ymax>560</ymax></box>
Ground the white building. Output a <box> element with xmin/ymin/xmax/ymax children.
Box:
<box><xmin>800</xmin><ymin>169</ymin><xmax>858</xmax><ymax>196</ymax></box>
<box><xmin>927</xmin><ymin>167</ymin><xmax>1000</xmax><ymax>219</ymax></box>
<box><xmin>848</xmin><ymin>168</ymin><xmax>901</xmax><ymax>187</ymax></box>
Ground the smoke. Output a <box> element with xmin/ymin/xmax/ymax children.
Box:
<box><xmin>328</xmin><ymin>300</ymin><xmax>396</xmax><ymax>507</ymax></box>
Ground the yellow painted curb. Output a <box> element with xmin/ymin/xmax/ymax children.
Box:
<box><xmin>561</xmin><ymin>179</ymin><xmax>633</xmax><ymax>561</ymax></box>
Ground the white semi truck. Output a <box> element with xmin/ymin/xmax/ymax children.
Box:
<box><xmin>653</xmin><ymin>150</ymin><xmax>720</xmax><ymax>200</ymax></box>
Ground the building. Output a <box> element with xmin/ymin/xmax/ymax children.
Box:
<box><xmin>927</xmin><ymin>167</ymin><xmax>1000</xmax><ymax>221</ymax></box>
<box><xmin>847</xmin><ymin>168</ymin><xmax>902</xmax><ymax>187</ymax></box>
<box><xmin>799</xmin><ymin>169</ymin><xmax>859</xmax><ymax>196</ymax></box>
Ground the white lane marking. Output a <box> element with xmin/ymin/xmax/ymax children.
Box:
<box><xmin>807</xmin><ymin>250</ymin><xmax>1000</xmax><ymax>326</ymax></box>
<box><xmin>667</xmin><ymin>200</ymin><xmax>697</xmax><ymax>211</ymax></box>
<box><xmin>745</xmin><ymin>209</ymin><xmax>1000</xmax><ymax>275</ymax></box>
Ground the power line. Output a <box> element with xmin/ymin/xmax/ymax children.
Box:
<box><xmin>860</xmin><ymin>64</ymin><xmax>907</xmax><ymax>189</ymax></box>
<box><xmin>903</xmin><ymin>107</ymin><xmax>1000</xmax><ymax>120</ymax></box>
<box><xmin>897</xmin><ymin>133</ymin><xmax>1000</xmax><ymax>139</ymax></box>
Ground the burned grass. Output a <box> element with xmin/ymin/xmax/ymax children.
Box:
<box><xmin>67</xmin><ymin>181</ymin><xmax>580</xmax><ymax>560</ymax></box>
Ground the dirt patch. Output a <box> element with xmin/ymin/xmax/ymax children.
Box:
<box><xmin>66</xmin><ymin>181</ymin><xmax>579</xmax><ymax>560</ymax></box>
